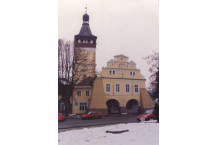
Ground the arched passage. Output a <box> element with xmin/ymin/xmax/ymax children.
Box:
<box><xmin>126</xmin><ymin>99</ymin><xmax>139</xmax><ymax>113</ymax></box>
<box><xmin>106</xmin><ymin>99</ymin><xmax>120</xmax><ymax>114</ymax></box>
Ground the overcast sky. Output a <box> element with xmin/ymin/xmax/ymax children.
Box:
<box><xmin>58</xmin><ymin>0</ymin><xmax>159</xmax><ymax>87</ymax></box>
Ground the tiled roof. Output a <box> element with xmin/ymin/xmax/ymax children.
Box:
<box><xmin>75</xmin><ymin>77</ymin><xmax>95</xmax><ymax>86</ymax></box>
<box><xmin>114</xmin><ymin>54</ymin><xmax>129</xmax><ymax>58</ymax></box>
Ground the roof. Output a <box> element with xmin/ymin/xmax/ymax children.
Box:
<box><xmin>108</xmin><ymin>59</ymin><xmax>114</xmax><ymax>63</ymax></box>
<box><xmin>75</xmin><ymin>77</ymin><xmax>95</xmax><ymax>86</ymax></box>
<box><xmin>114</xmin><ymin>54</ymin><xmax>129</xmax><ymax>58</ymax></box>
<box><xmin>75</xmin><ymin>23</ymin><xmax>96</xmax><ymax>37</ymax></box>
<box><xmin>129</xmin><ymin>61</ymin><xmax>136</xmax><ymax>64</ymax></box>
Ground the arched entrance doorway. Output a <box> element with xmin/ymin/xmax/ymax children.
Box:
<box><xmin>106</xmin><ymin>99</ymin><xmax>120</xmax><ymax>114</ymax></box>
<box><xmin>126</xmin><ymin>99</ymin><xmax>139</xmax><ymax>113</ymax></box>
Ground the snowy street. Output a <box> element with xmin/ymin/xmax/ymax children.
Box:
<box><xmin>58</xmin><ymin>121</ymin><xmax>159</xmax><ymax>145</ymax></box>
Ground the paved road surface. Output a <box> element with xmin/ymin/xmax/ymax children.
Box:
<box><xmin>58</xmin><ymin>114</ymin><xmax>138</xmax><ymax>132</ymax></box>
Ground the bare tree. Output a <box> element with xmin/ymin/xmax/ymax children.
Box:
<box><xmin>58</xmin><ymin>39</ymin><xmax>96</xmax><ymax>114</ymax></box>
<box><xmin>58</xmin><ymin>39</ymin><xmax>73</xmax><ymax>83</ymax></box>
<box><xmin>144</xmin><ymin>52</ymin><xmax>159</xmax><ymax>99</ymax></box>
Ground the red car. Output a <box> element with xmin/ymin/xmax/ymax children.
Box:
<box><xmin>137</xmin><ymin>109</ymin><xmax>156</xmax><ymax>122</ymax></box>
<box><xmin>58</xmin><ymin>113</ymin><xmax>65</xmax><ymax>121</ymax></box>
<box><xmin>81</xmin><ymin>111</ymin><xmax>102</xmax><ymax>120</ymax></box>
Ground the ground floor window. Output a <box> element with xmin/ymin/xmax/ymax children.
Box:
<box><xmin>80</xmin><ymin>103</ymin><xmax>87</xmax><ymax>111</ymax></box>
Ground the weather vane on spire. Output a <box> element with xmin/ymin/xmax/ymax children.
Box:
<box><xmin>85</xmin><ymin>3</ymin><xmax>87</xmax><ymax>14</ymax></box>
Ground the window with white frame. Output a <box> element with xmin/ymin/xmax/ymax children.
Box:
<box><xmin>126</xmin><ymin>84</ymin><xmax>130</xmax><ymax>92</ymax></box>
<box><xmin>109</xmin><ymin>70</ymin><xmax>115</xmax><ymax>75</ymax></box>
<box><xmin>77</xmin><ymin>91</ymin><xmax>82</xmax><ymax>96</ymax></box>
<box><xmin>116</xmin><ymin>84</ymin><xmax>120</xmax><ymax>92</ymax></box>
<box><xmin>106</xmin><ymin>84</ymin><xmax>110</xmax><ymax>92</ymax></box>
<box><xmin>86</xmin><ymin>90</ymin><xmax>89</xmax><ymax>96</ymax></box>
<box><xmin>134</xmin><ymin>85</ymin><xmax>139</xmax><ymax>92</ymax></box>
<box><xmin>80</xmin><ymin>103</ymin><xmax>87</xmax><ymax>111</ymax></box>
<box><xmin>130</xmin><ymin>72</ymin><xmax>135</xmax><ymax>76</ymax></box>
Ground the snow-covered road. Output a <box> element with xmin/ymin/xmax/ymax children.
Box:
<box><xmin>58</xmin><ymin>121</ymin><xmax>159</xmax><ymax>145</ymax></box>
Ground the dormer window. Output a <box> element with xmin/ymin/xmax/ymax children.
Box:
<box><xmin>109</xmin><ymin>70</ymin><xmax>115</xmax><ymax>75</ymax></box>
<box><xmin>130</xmin><ymin>72</ymin><xmax>135</xmax><ymax>76</ymax></box>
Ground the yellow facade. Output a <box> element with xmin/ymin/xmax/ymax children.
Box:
<box><xmin>71</xmin><ymin>87</ymin><xmax>92</xmax><ymax>114</ymax></box>
<box><xmin>71</xmin><ymin>54</ymin><xmax>154</xmax><ymax>115</ymax></box>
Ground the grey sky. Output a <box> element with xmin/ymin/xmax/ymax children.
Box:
<box><xmin>58</xmin><ymin>0</ymin><xmax>159</xmax><ymax>87</ymax></box>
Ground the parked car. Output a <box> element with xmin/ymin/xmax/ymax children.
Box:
<box><xmin>58</xmin><ymin>113</ymin><xmax>65</xmax><ymax>121</ymax></box>
<box><xmin>81</xmin><ymin>111</ymin><xmax>102</xmax><ymax>119</ymax></box>
<box><xmin>137</xmin><ymin>109</ymin><xmax>156</xmax><ymax>122</ymax></box>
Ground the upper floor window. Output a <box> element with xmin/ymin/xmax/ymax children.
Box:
<box><xmin>126</xmin><ymin>84</ymin><xmax>130</xmax><ymax>92</ymax></box>
<box><xmin>109</xmin><ymin>70</ymin><xmax>115</xmax><ymax>75</ymax></box>
<box><xmin>106</xmin><ymin>84</ymin><xmax>110</xmax><ymax>92</ymax></box>
<box><xmin>130</xmin><ymin>72</ymin><xmax>136</xmax><ymax>76</ymax></box>
<box><xmin>77</xmin><ymin>91</ymin><xmax>82</xmax><ymax>96</ymax></box>
<box><xmin>115</xmin><ymin>84</ymin><xmax>120</xmax><ymax>92</ymax></box>
<box><xmin>86</xmin><ymin>90</ymin><xmax>89</xmax><ymax>96</ymax></box>
<box><xmin>134</xmin><ymin>85</ymin><xmax>139</xmax><ymax>92</ymax></box>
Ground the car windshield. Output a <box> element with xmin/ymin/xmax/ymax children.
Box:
<box><xmin>144</xmin><ymin>109</ymin><xmax>153</xmax><ymax>114</ymax></box>
<box><xmin>58</xmin><ymin>114</ymin><xmax>62</xmax><ymax>116</ymax></box>
<box><xmin>87</xmin><ymin>112</ymin><xmax>93</xmax><ymax>115</ymax></box>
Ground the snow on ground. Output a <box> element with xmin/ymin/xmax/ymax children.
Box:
<box><xmin>58</xmin><ymin>121</ymin><xmax>159</xmax><ymax>145</ymax></box>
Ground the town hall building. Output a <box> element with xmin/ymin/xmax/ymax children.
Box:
<box><xmin>69</xmin><ymin>11</ymin><xmax>154</xmax><ymax>115</ymax></box>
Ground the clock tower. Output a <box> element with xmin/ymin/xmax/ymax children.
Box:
<box><xmin>73</xmin><ymin>11</ymin><xmax>97</xmax><ymax>84</ymax></box>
